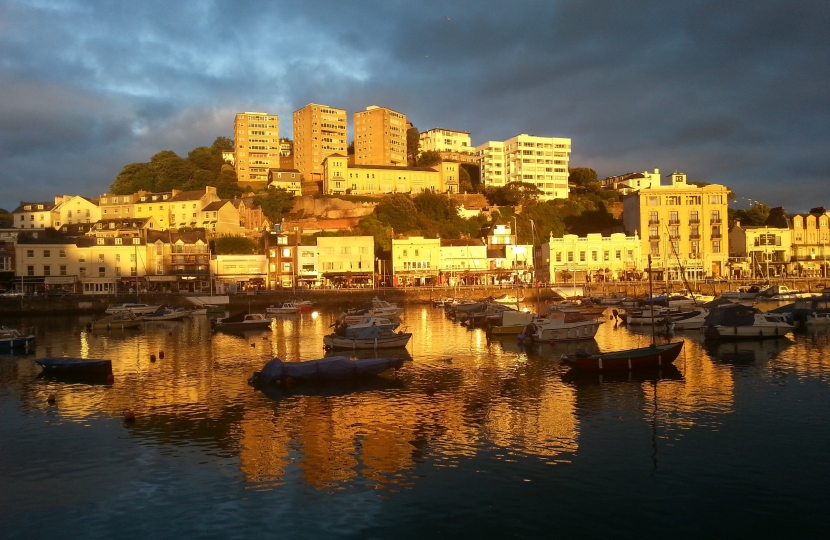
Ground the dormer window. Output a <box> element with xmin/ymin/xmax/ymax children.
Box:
<box><xmin>133</xmin><ymin>238</ymin><xmax>140</xmax><ymax>245</ymax></box>
<box><xmin>97</xmin><ymin>238</ymin><xmax>104</xmax><ymax>245</ymax></box>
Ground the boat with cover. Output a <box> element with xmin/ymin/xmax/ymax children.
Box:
<box><xmin>323</xmin><ymin>326</ymin><xmax>412</xmax><ymax>350</ymax></box>
<box><xmin>487</xmin><ymin>310</ymin><xmax>536</xmax><ymax>335</ymax></box>
<box><xmin>756</xmin><ymin>284</ymin><xmax>814</xmax><ymax>301</ymax></box>
<box><xmin>524</xmin><ymin>311</ymin><xmax>603</xmax><ymax>342</ymax></box>
<box><xmin>0</xmin><ymin>327</ymin><xmax>36</xmax><ymax>352</ymax></box>
<box><xmin>701</xmin><ymin>303</ymin><xmax>793</xmax><ymax>339</ymax></box>
<box><xmin>791</xmin><ymin>294</ymin><xmax>830</xmax><ymax>326</ymax></box>
<box><xmin>142</xmin><ymin>306</ymin><xmax>192</xmax><ymax>321</ymax></box>
<box><xmin>89</xmin><ymin>311</ymin><xmax>142</xmax><ymax>329</ymax></box>
<box><xmin>105</xmin><ymin>302</ymin><xmax>161</xmax><ymax>315</ymax></box>
<box><xmin>249</xmin><ymin>355</ymin><xmax>404</xmax><ymax>386</ymax></box>
<box><xmin>36</xmin><ymin>357</ymin><xmax>112</xmax><ymax>375</ymax></box>
<box><xmin>211</xmin><ymin>312</ymin><xmax>273</xmax><ymax>332</ymax></box>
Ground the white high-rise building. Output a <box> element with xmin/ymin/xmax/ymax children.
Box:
<box><xmin>477</xmin><ymin>134</ymin><xmax>571</xmax><ymax>200</ymax></box>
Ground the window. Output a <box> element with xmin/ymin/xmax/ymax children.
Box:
<box><xmin>27</xmin><ymin>265</ymin><xmax>34</xmax><ymax>276</ymax></box>
<box><xmin>116</xmin><ymin>267</ymin><xmax>121</xmax><ymax>277</ymax></box>
<box><xmin>43</xmin><ymin>250</ymin><xmax>51</xmax><ymax>258</ymax></box>
<box><xmin>43</xmin><ymin>265</ymin><xmax>51</xmax><ymax>276</ymax></box>
<box><xmin>116</xmin><ymin>254</ymin><xmax>121</xmax><ymax>262</ymax></box>
<box><xmin>567</xmin><ymin>251</ymin><xmax>574</xmax><ymax>262</ymax></box>
<box><xmin>79</xmin><ymin>267</ymin><xmax>86</xmax><ymax>277</ymax></box>
<box><xmin>98</xmin><ymin>254</ymin><xmax>105</xmax><ymax>262</ymax></box>
<box><xmin>579</xmin><ymin>251</ymin><xmax>586</xmax><ymax>262</ymax></box>
<box><xmin>647</xmin><ymin>196</ymin><xmax>660</xmax><ymax>206</ymax></box>
<box><xmin>79</xmin><ymin>254</ymin><xmax>86</xmax><ymax>262</ymax></box>
<box><xmin>97</xmin><ymin>238</ymin><xmax>105</xmax><ymax>245</ymax></box>
<box><xmin>713</xmin><ymin>240</ymin><xmax>721</xmax><ymax>253</ymax></box>
<box><xmin>615</xmin><ymin>250</ymin><xmax>622</xmax><ymax>260</ymax></box>
<box><xmin>26</xmin><ymin>250</ymin><xmax>34</xmax><ymax>258</ymax></box>
<box><xmin>60</xmin><ymin>265</ymin><xmax>67</xmax><ymax>276</ymax></box>
<box><xmin>591</xmin><ymin>251</ymin><xmax>598</xmax><ymax>262</ymax></box>
<box><xmin>59</xmin><ymin>249</ymin><xmax>66</xmax><ymax>258</ymax></box>
<box><xmin>650</xmin><ymin>243</ymin><xmax>660</xmax><ymax>256</ymax></box>
<box><xmin>133</xmin><ymin>238</ymin><xmax>140</xmax><ymax>245</ymax></box>
<box><xmin>99</xmin><ymin>267</ymin><xmax>106</xmax><ymax>277</ymax></box>
<box><xmin>555</xmin><ymin>252</ymin><xmax>562</xmax><ymax>262</ymax></box>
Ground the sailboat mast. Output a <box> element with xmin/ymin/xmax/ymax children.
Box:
<box><xmin>648</xmin><ymin>254</ymin><xmax>656</xmax><ymax>346</ymax></box>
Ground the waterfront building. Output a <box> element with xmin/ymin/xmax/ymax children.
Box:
<box><xmin>166</xmin><ymin>187</ymin><xmax>222</xmax><ymax>229</ymax></box>
<box><xmin>623</xmin><ymin>171</ymin><xmax>729</xmax><ymax>280</ymax></box>
<box><xmin>268</xmin><ymin>169</ymin><xmax>303</xmax><ymax>196</ymax></box>
<box><xmin>482</xmin><ymin>221</ymin><xmax>533</xmax><ymax>284</ymax></box>
<box><xmin>790</xmin><ymin>206</ymin><xmax>830</xmax><ymax>277</ymax></box>
<box><xmin>391</xmin><ymin>236</ymin><xmax>441</xmax><ymax>286</ymax></box>
<box><xmin>297</xmin><ymin>244</ymin><xmax>320</xmax><ymax>289</ymax></box>
<box><xmin>90</xmin><ymin>218</ymin><xmax>159</xmax><ymax>239</ymax></box>
<box><xmin>293</xmin><ymin>104</ymin><xmax>347</xmax><ymax>182</ymax></box>
<box><xmin>599</xmin><ymin>169</ymin><xmax>662</xmax><ymax>194</ymax></box>
<box><xmin>728</xmin><ymin>220</ymin><xmax>791</xmax><ymax>279</ymax></box>
<box><xmin>438</xmin><ymin>239</ymin><xmax>488</xmax><ymax>286</ymax></box>
<box><xmin>14</xmin><ymin>231</ymin><xmax>148</xmax><ymax>295</ymax></box>
<box><xmin>316</xmin><ymin>236</ymin><xmax>374</xmax><ymax>288</ymax></box>
<box><xmin>419</xmin><ymin>128</ymin><xmax>476</xmax><ymax>163</ymax></box>
<box><xmin>212</xmin><ymin>254</ymin><xmax>267</xmax><ymax>293</ymax></box>
<box><xmin>354</xmin><ymin>106</ymin><xmax>407</xmax><ymax>167</ymax></box>
<box><xmin>476</xmin><ymin>134</ymin><xmax>571</xmax><ymax>200</ymax></box>
<box><xmin>265</xmin><ymin>229</ymin><xmax>300</xmax><ymax>289</ymax></box>
<box><xmin>146</xmin><ymin>229</ymin><xmax>210</xmax><ymax>293</ymax></box>
<box><xmin>12</xmin><ymin>200</ymin><xmax>58</xmax><ymax>229</ymax></box>
<box><xmin>321</xmin><ymin>155</ymin><xmax>459</xmax><ymax>195</ymax></box>
<box><xmin>234</xmin><ymin>111</ymin><xmax>280</xmax><ymax>183</ymax></box>
<box><xmin>537</xmin><ymin>233</ymin><xmax>642</xmax><ymax>284</ymax></box>
<box><xmin>52</xmin><ymin>195</ymin><xmax>101</xmax><ymax>229</ymax></box>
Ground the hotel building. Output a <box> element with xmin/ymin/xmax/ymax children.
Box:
<box><xmin>321</xmin><ymin>155</ymin><xmax>458</xmax><ymax>195</ymax></box>
<box><xmin>354</xmin><ymin>106</ymin><xmax>407</xmax><ymax>166</ymax></box>
<box><xmin>233</xmin><ymin>112</ymin><xmax>280</xmax><ymax>183</ymax></box>
<box><xmin>293</xmin><ymin>103</ymin><xmax>347</xmax><ymax>182</ymax></box>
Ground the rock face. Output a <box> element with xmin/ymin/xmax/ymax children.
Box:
<box><xmin>290</xmin><ymin>196</ymin><xmax>377</xmax><ymax>219</ymax></box>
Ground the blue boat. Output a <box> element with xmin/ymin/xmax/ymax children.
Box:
<box><xmin>35</xmin><ymin>357</ymin><xmax>113</xmax><ymax>375</ymax></box>
<box><xmin>0</xmin><ymin>327</ymin><xmax>36</xmax><ymax>352</ymax></box>
<box><xmin>249</xmin><ymin>356</ymin><xmax>404</xmax><ymax>386</ymax></box>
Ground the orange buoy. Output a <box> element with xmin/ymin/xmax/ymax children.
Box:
<box><xmin>158</xmin><ymin>351</ymin><xmax>165</xmax><ymax>359</ymax></box>
<box><xmin>106</xmin><ymin>374</ymin><xmax>114</xmax><ymax>384</ymax></box>
<box><xmin>150</xmin><ymin>353</ymin><xmax>156</xmax><ymax>362</ymax></box>
<box><xmin>47</xmin><ymin>393</ymin><xmax>56</xmax><ymax>404</ymax></box>
<box><xmin>123</xmin><ymin>409</ymin><xmax>135</xmax><ymax>421</ymax></box>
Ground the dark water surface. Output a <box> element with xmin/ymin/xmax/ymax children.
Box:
<box><xmin>1</xmin><ymin>304</ymin><xmax>829</xmax><ymax>539</ymax></box>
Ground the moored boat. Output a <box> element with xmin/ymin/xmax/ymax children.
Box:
<box><xmin>105</xmin><ymin>302</ymin><xmax>161</xmax><ymax>315</ymax></box>
<box><xmin>524</xmin><ymin>311</ymin><xmax>603</xmax><ymax>342</ymax></box>
<box><xmin>35</xmin><ymin>357</ymin><xmax>113</xmax><ymax>375</ymax></box>
<box><xmin>702</xmin><ymin>303</ymin><xmax>793</xmax><ymax>339</ymax></box>
<box><xmin>0</xmin><ymin>327</ymin><xmax>36</xmax><ymax>352</ymax></box>
<box><xmin>791</xmin><ymin>294</ymin><xmax>830</xmax><ymax>326</ymax></box>
<box><xmin>323</xmin><ymin>326</ymin><xmax>412</xmax><ymax>350</ymax></box>
<box><xmin>89</xmin><ymin>311</ymin><xmax>142</xmax><ymax>329</ymax></box>
<box><xmin>266</xmin><ymin>302</ymin><xmax>300</xmax><ymax>315</ymax></box>
<box><xmin>249</xmin><ymin>355</ymin><xmax>405</xmax><ymax>386</ymax></box>
<box><xmin>561</xmin><ymin>341</ymin><xmax>685</xmax><ymax>371</ymax></box>
<box><xmin>142</xmin><ymin>306</ymin><xmax>192</xmax><ymax>321</ymax></box>
<box><xmin>211</xmin><ymin>313</ymin><xmax>273</xmax><ymax>332</ymax></box>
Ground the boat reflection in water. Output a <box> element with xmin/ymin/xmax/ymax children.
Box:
<box><xmin>561</xmin><ymin>362</ymin><xmax>683</xmax><ymax>385</ymax></box>
<box><xmin>704</xmin><ymin>337</ymin><xmax>794</xmax><ymax>366</ymax></box>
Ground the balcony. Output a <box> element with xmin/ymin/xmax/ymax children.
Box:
<box><xmin>689</xmin><ymin>234</ymin><xmax>701</xmax><ymax>240</ymax></box>
<box><xmin>711</xmin><ymin>218</ymin><xmax>722</xmax><ymax>224</ymax></box>
<box><xmin>648</xmin><ymin>234</ymin><xmax>660</xmax><ymax>240</ymax></box>
<box><xmin>689</xmin><ymin>219</ymin><xmax>700</xmax><ymax>225</ymax></box>
<box><xmin>668</xmin><ymin>220</ymin><xmax>680</xmax><ymax>226</ymax></box>
<box><xmin>648</xmin><ymin>219</ymin><xmax>660</xmax><ymax>225</ymax></box>
<box><xmin>711</xmin><ymin>232</ymin><xmax>722</xmax><ymax>239</ymax></box>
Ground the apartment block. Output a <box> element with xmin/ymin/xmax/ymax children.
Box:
<box><xmin>538</xmin><ymin>233</ymin><xmax>642</xmax><ymax>284</ymax></box>
<box><xmin>12</xmin><ymin>201</ymin><xmax>58</xmax><ymax>229</ymax></box>
<box><xmin>476</xmin><ymin>142</ymin><xmax>506</xmax><ymax>188</ymax></box>
<box><xmin>419</xmin><ymin>128</ymin><xmax>475</xmax><ymax>162</ymax></box>
<box><xmin>728</xmin><ymin>221</ymin><xmax>792</xmax><ymax>279</ymax></box>
<box><xmin>354</xmin><ymin>105</ymin><xmax>407</xmax><ymax>166</ymax></box>
<box><xmin>438</xmin><ymin>239</ymin><xmax>488</xmax><ymax>286</ymax></box>
<box><xmin>52</xmin><ymin>196</ymin><xmax>101</xmax><ymax>229</ymax></box>
<box><xmin>322</xmin><ymin>155</ymin><xmax>458</xmax><ymax>195</ymax></box>
<box><xmin>477</xmin><ymin>135</ymin><xmax>570</xmax><ymax>200</ymax></box>
<box><xmin>293</xmin><ymin>104</ymin><xmax>347</xmax><ymax>181</ymax></box>
<box><xmin>790</xmin><ymin>206</ymin><xmax>830</xmax><ymax>277</ymax></box>
<box><xmin>623</xmin><ymin>171</ymin><xmax>730</xmax><ymax>279</ymax></box>
<box><xmin>234</xmin><ymin>112</ymin><xmax>280</xmax><ymax>182</ymax></box>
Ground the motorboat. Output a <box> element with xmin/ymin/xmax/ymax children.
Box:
<box><xmin>0</xmin><ymin>327</ymin><xmax>36</xmax><ymax>352</ymax></box>
<box><xmin>36</xmin><ymin>357</ymin><xmax>113</xmax><ymax>375</ymax></box>
<box><xmin>249</xmin><ymin>356</ymin><xmax>405</xmax><ymax>386</ymax></box>
<box><xmin>192</xmin><ymin>304</ymin><xmax>225</xmax><ymax>316</ymax></box>
<box><xmin>491</xmin><ymin>294</ymin><xmax>523</xmax><ymax>304</ymax></box>
<box><xmin>561</xmin><ymin>341</ymin><xmax>685</xmax><ymax>372</ymax></box>
<box><xmin>105</xmin><ymin>302</ymin><xmax>161</xmax><ymax>315</ymax></box>
<box><xmin>266</xmin><ymin>302</ymin><xmax>300</xmax><ymax>315</ymax></box>
<box><xmin>791</xmin><ymin>294</ymin><xmax>830</xmax><ymax>326</ymax></box>
<box><xmin>756</xmin><ymin>285</ymin><xmax>814</xmax><ymax>301</ymax></box>
<box><xmin>89</xmin><ymin>311</ymin><xmax>142</xmax><ymax>329</ymax></box>
<box><xmin>142</xmin><ymin>306</ymin><xmax>192</xmax><ymax>321</ymax></box>
<box><xmin>293</xmin><ymin>300</ymin><xmax>314</xmax><ymax>311</ymax></box>
<box><xmin>211</xmin><ymin>313</ymin><xmax>273</xmax><ymax>332</ymax></box>
<box><xmin>432</xmin><ymin>297</ymin><xmax>454</xmax><ymax>308</ymax></box>
<box><xmin>323</xmin><ymin>326</ymin><xmax>412</xmax><ymax>350</ymax></box>
<box><xmin>523</xmin><ymin>311</ymin><xmax>603</xmax><ymax>342</ymax></box>
<box><xmin>702</xmin><ymin>303</ymin><xmax>793</xmax><ymax>339</ymax></box>
<box><xmin>332</xmin><ymin>316</ymin><xmax>400</xmax><ymax>336</ymax></box>
<box><xmin>486</xmin><ymin>310</ymin><xmax>536</xmax><ymax>335</ymax></box>
<box><xmin>369</xmin><ymin>297</ymin><xmax>404</xmax><ymax>317</ymax></box>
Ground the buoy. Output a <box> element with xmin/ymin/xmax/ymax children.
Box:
<box><xmin>150</xmin><ymin>353</ymin><xmax>156</xmax><ymax>362</ymax></box>
<box><xmin>47</xmin><ymin>393</ymin><xmax>56</xmax><ymax>404</ymax></box>
<box><xmin>158</xmin><ymin>351</ymin><xmax>165</xmax><ymax>359</ymax></box>
<box><xmin>123</xmin><ymin>409</ymin><xmax>135</xmax><ymax>421</ymax></box>
<box><xmin>250</xmin><ymin>343</ymin><xmax>255</xmax><ymax>347</ymax></box>
<box><xmin>106</xmin><ymin>374</ymin><xmax>114</xmax><ymax>384</ymax></box>
<box><xmin>426</xmin><ymin>384</ymin><xmax>436</xmax><ymax>395</ymax></box>
<box><xmin>168</xmin><ymin>331</ymin><xmax>173</xmax><ymax>336</ymax></box>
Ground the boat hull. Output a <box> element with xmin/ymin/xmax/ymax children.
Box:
<box><xmin>36</xmin><ymin>357</ymin><xmax>113</xmax><ymax>374</ymax></box>
<box><xmin>251</xmin><ymin>356</ymin><xmax>405</xmax><ymax>385</ymax></box>
<box><xmin>536</xmin><ymin>321</ymin><xmax>600</xmax><ymax>341</ymax></box>
<box><xmin>0</xmin><ymin>336</ymin><xmax>36</xmax><ymax>351</ymax></box>
<box><xmin>323</xmin><ymin>333</ymin><xmax>412</xmax><ymax>350</ymax></box>
<box><xmin>562</xmin><ymin>341</ymin><xmax>685</xmax><ymax>371</ymax></box>
<box><xmin>703</xmin><ymin>325</ymin><xmax>791</xmax><ymax>339</ymax></box>
<box><xmin>213</xmin><ymin>321</ymin><xmax>272</xmax><ymax>332</ymax></box>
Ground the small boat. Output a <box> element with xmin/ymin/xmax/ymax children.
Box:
<box><xmin>701</xmin><ymin>303</ymin><xmax>793</xmax><ymax>339</ymax></box>
<box><xmin>249</xmin><ymin>355</ymin><xmax>405</xmax><ymax>386</ymax></box>
<box><xmin>0</xmin><ymin>327</ymin><xmax>36</xmax><ymax>352</ymax></box>
<box><xmin>323</xmin><ymin>326</ymin><xmax>412</xmax><ymax>350</ymax></box>
<box><xmin>432</xmin><ymin>297</ymin><xmax>454</xmax><ymax>308</ymax></box>
<box><xmin>142</xmin><ymin>306</ymin><xmax>192</xmax><ymax>321</ymax></box>
<box><xmin>332</xmin><ymin>316</ymin><xmax>400</xmax><ymax>336</ymax></box>
<box><xmin>756</xmin><ymin>285</ymin><xmax>815</xmax><ymax>301</ymax></box>
<box><xmin>211</xmin><ymin>313</ymin><xmax>273</xmax><ymax>332</ymax></box>
<box><xmin>792</xmin><ymin>294</ymin><xmax>830</xmax><ymax>326</ymax></box>
<box><xmin>105</xmin><ymin>302</ymin><xmax>161</xmax><ymax>315</ymax></box>
<box><xmin>192</xmin><ymin>304</ymin><xmax>225</xmax><ymax>316</ymax></box>
<box><xmin>721</xmin><ymin>285</ymin><xmax>762</xmax><ymax>300</ymax></box>
<box><xmin>487</xmin><ymin>310</ymin><xmax>536</xmax><ymax>335</ymax></box>
<box><xmin>370</xmin><ymin>297</ymin><xmax>403</xmax><ymax>317</ymax></box>
<box><xmin>266</xmin><ymin>302</ymin><xmax>300</xmax><ymax>315</ymax></box>
<box><xmin>89</xmin><ymin>311</ymin><xmax>142</xmax><ymax>329</ymax></box>
<box><xmin>293</xmin><ymin>300</ymin><xmax>314</xmax><ymax>311</ymax></box>
<box><xmin>561</xmin><ymin>341</ymin><xmax>685</xmax><ymax>371</ymax></box>
<box><xmin>492</xmin><ymin>294</ymin><xmax>523</xmax><ymax>304</ymax></box>
<box><xmin>524</xmin><ymin>311</ymin><xmax>602</xmax><ymax>342</ymax></box>
<box><xmin>36</xmin><ymin>357</ymin><xmax>113</xmax><ymax>375</ymax></box>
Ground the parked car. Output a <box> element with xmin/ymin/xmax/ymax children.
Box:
<box><xmin>44</xmin><ymin>289</ymin><xmax>70</xmax><ymax>297</ymax></box>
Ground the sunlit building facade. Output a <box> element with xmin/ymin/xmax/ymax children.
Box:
<box><xmin>234</xmin><ymin>112</ymin><xmax>280</xmax><ymax>183</ymax></box>
<box><xmin>391</xmin><ymin>236</ymin><xmax>441</xmax><ymax>286</ymax></box>
<box><xmin>321</xmin><ymin>155</ymin><xmax>459</xmax><ymax>195</ymax></box>
<box><xmin>292</xmin><ymin>103</ymin><xmax>347</xmax><ymax>182</ymax></box>
<box><xmin>477</xmin><ymin>134</ymin><xmax>571</xmax><ymax>200</ymax></box>
<box><xmin>537</xmin><ymin>233</ymin><xmax>642</xmax><ymax>284</ymax></box>
<box><xmin>354</xmin><ymin>105</ymin><xmax>407</xmax><ymax>166</ymax></box>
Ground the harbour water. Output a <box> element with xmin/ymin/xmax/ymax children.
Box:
<box><xmin>1</xmin><ymin>303</ymin><xmax>829</xmax><ymax>539</ymax></box>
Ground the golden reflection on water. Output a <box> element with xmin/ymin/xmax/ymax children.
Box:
<box><xmin>5</xmin><ymin>305</ymin><xmax>828</xmax><ymax>492</ymax></box>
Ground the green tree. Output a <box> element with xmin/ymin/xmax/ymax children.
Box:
<box><xmin>254</xmin><ymin>188</ymin><xmax>295</xmax><ymax>222</ymax></box>
<box><xmin>375</xmin><ymin>194</ymin><xmax>419</xmax><ymax>234</ymax></box>
<box><xmin>110</xmin><ymin>162</ymin><xmax>158</xmax><ymax>194</ymax></box>
<box><xmin>347</xmin><ymin>141</ymin><xmax>354</xmax><ymax>155</ymax></box>
<box><xmin>214</xmin><ymin>236</ymin><xmax>260</xmax><ymax>255</ymax></box>
<box><xmin>416</xmin><ymin>150</ymin><xmax>441</xmax><ymax>167</ymax></box>
<box><xmin>211</xmin><ymin>136</ymin><xmax>234</xmax><ymax>152</ymax></box>
<box><xmin>356</xmin><ymin>214</ymin><xmax>394</xmax><ymax>253</ymax></box>
<box><xmin>0</xmin><ymin>208</ymin><xmax>12</xmax><ymax>225</ymax></box>
<box><xmin>460</xmin><ymin>163</ymin><xmax>480</xmax><ymax>192</ymax></box>
<box><xmin>459</xmin><ymin>167</ymin><xmax>474</xmax><ymax>193</ymax></box>
<box><xmin>485</xmin><ymin>182</ymin><xmax>542</xmax><ymax>206</ymax></box>
<box><xmin>730</xmin><ymin>202</ymin><xmax>771</xmax><ymax>226</ymax></box>
<box><xmin>568</xmin><ymin>167</ymin><xmax>598</xmax><ymax>187</ymax></box>
<box><xmin>406</xmin><ymin>127</ymin><xmax>420</xmax><ymax>165</ymax></box>
<box><xmin>187</xmin><ymin>146</ymin><xmax>223</xmax><ymax>174</ymax></box>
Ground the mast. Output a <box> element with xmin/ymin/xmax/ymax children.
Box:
<box><xmin>648</xmin><ymin>254</ymin><xmax>656</xmax><ymax>346</ymax></box>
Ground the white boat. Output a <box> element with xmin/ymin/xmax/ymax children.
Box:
<box><xmin>0</xmin><ymin>327</ymin><xmax>36</xmax><ymax>352</ymax></box>
<box><xmin>334</xmin><ymin>316</ymin><xmax>400</xmax><ymax>335</ymax></box>
<box><xmin>142</xmin><ymin>306</ymin><xmax>192</xmax><ymax>321</ymax></box>
<box><xmin>525</xmin><ymin>311</ymin><xmax>603</xmax><ymax>342</ymax></box>
<box><xmin>702</xmin><ymin>304</ymin><xmax>793</xmax><ymax>339</ymax></box>
<box><xmin>90</xmin><ymin>311</ymin><xmax>142</xmax><ymax>329</ymax></box>
<box><xmin>323</xmin><ymin>327</ymin><xmax>412</xmax><ymax>350</ymax></box>
<box><xmin>266</xmin><ymin>302</ymin><xmax>300</xmax><ymax>315</ymax></box>
<box><xmin>792</xmin><ymin>295</ymin><xmax>830</xmax><ymax>326</ymax></box>
<box><xmin>105</xmin><ymin>302</ymin><xmax>161</xmax><ymax>315</ymax></box>
<box><xmin>492</xmin><ymin>294</ymin><xmax>524</xmax><ymax>304</ymax></box>
<box><xmin>211</xmin><ymin>313</ymin><xmax>273</xmax><ymax>332</ymax></box>
<box><xmin>369</xmin><ymin>297</ymin><xmax>403</xmax><ymax>317</ymax></box>
<box><xmin>756</xmin><ymin>285</ymin><xmax>815</xmax><ymax>301</ymax></box>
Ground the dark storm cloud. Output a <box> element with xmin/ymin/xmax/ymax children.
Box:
<box><xmin>0</xmin><ymin>0</ymin><xmax>827</xmax><ymax>212</ymax></box>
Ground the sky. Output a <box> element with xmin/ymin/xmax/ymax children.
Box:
<box><xmin>1</xmin><ymin>0</ymin><xmax>828</xmax><ymax>213</ymax></box>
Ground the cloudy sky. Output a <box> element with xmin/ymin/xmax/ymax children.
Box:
<box><xmin>1</xmin><ymin>0</ymin><xmax>828</xmax><ymax>212</ymax></box>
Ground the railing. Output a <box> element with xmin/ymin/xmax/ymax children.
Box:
<box><xmin>648</xmin><ymin>234</ymin><xmax>660</xmax><ymax>240</ymax></box>
<box><xmin>690</xmin><ymin>234</ymin><xmax>701</xmax><ymax>240</ymax></box>
<box><xmin>711</xmin><ymin>218</ymin><xmax>722</xmax><ymax>224</ymax></box>
<box><xmin>711</xmin><ymin>233</ymin><xmax>722</xmax><ymax>239</ymax></box>
<box><xmin>669</xmin><ymin>220</ymin><xmax>680</xmax><ymax>225</ymax></box>
<box><xmin>689</xmin><ymin>219</ymin><xmax>700</xmax><ymax>225</ymax></box>
<box><xmin>648</xmin><ymin>219</ymin><xmax>660</xmax><ymax>225</ymax></box>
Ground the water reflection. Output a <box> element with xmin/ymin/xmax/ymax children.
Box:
<box><xmin>2</xmin><ymin>304</ymin><xmax>829</xmax><ymax>495</ymax></box>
